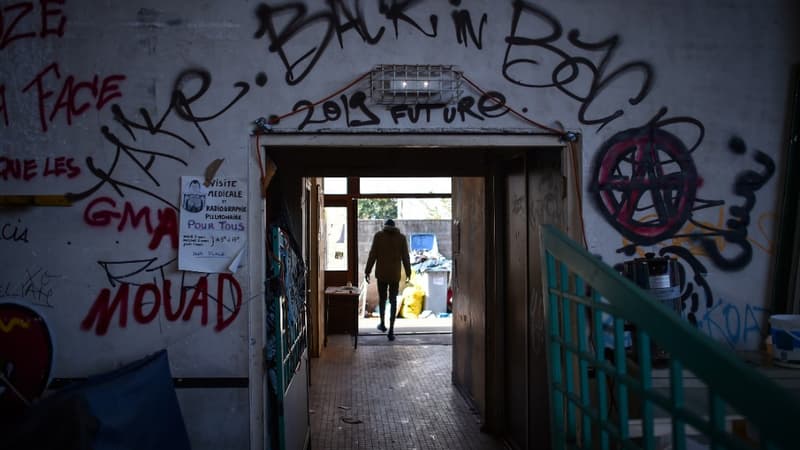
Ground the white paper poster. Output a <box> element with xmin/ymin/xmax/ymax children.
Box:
<box><xmin>179</xmin><ymin>176</ymin><xmax>247</xmax><ymax>273</ymax></box>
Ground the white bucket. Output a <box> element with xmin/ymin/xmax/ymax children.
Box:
<box><xmin>769</xmin><ymin>314</ymin><xmax>800</xmax><ymax>366</ymax></box>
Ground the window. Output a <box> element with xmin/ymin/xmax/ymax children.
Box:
<box><xmin>323</xmin><ymin>177</ymin><xmax>348</xmax><ymax>195</ymax></box>
<box><xmin>359</xmin><ymin>177</ymin><xmax>451</xmax><ymax>195</ymax></box>
<box><xmin>324</xmin><ymin>206</ymin><xmax>348</xmax><ymax>271</ymax></box>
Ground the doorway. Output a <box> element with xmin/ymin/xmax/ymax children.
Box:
<box><xmin>320</xmin><ymin>176</ymin><xmax>455</xmax><ymax>338</ymax></box>
<box><xmin>257</xmin><ymin>132</ymin><xmax>573</xmax><ymax>449</ymax></box>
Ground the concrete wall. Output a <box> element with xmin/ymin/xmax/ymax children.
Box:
<box><xmin>358</xmin><ymin>219</ymin><xmax>451</xmax><ymax>310</ymax></box>
<box><xmin>357</xmin><ymin>219</ymin><xmax>452</xmax><ymax>262</ymax></box>
<box><xmin>1</xmin><ymin>1</ymin><xmax>797</xmax><ymax>448</ymax></box>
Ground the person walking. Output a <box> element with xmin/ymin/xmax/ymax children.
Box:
<box><xmin>364</xmin><ymin>219</ymin><xmax>412</xmax><ymax>341</ymax></box>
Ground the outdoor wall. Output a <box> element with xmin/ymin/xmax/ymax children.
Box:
<box><xmin>1</xmin><ymin>1</ymin><xmax>797</xmax><ymax>448</ymax></box>
<box><xmin>358</xmin><ymin>219</ymin><xmax>451</xmax><ymax>310</ymax></box>
<box><xmin>358</xmin><ymin>219</ymin><xmax>452</xmax><ymax>262</ymax></box>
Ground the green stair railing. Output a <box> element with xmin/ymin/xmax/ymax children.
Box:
<box><xmin>541</xmin><ymin>224</ymin><xmax>800</xmax><ymax>450</ymax></box>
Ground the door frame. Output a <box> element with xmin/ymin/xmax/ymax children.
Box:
<box><xmin>250</xmin><ymin>131</ymin><xmax>571</xmax><ymax>450</ymax></box>
<box><xmin>322</xmin><ymin>195</ymin><xmax>358</xmax><ymax>289</ymax></box>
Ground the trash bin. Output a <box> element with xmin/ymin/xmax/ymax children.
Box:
<box><xmin>417</xmin><ymin>270</ymin><xmax>449</xmax><ymax>314</ymax></box>
<box><xmin>410</xmin><ymin>233</ymin><xmax>438</xmax><ymax>254</ymax></box>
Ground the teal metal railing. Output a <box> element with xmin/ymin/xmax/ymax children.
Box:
<box><xmin>541</xmin><ymin>224</ymin><xmax>800</xmax><ymax>450</ymax></box>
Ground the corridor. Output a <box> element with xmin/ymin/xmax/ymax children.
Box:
<box><xmin>309</xmin><ymin>334</ymin><xmax>507</xmax><ymax>450</ymax></box>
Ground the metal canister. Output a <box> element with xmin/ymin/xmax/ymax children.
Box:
<box><xmin>622</xmin><ymin>253</ymin><xmax>681</xmax><ymax>315</ymax></box>
<box><xmin>621</xmin><ymin>253</ymin><xmax>681</xmax><ymax>366</ymax></box>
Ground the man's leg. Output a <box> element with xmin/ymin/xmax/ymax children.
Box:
<box><xmin>387</xmin><ymin>281</ymin><xmax>399</xmax><ymax>340</ymax></box>
<box><xmin>377</xmin><ymin>280</ymin><xmax>388</xmax><ymax>332</ymax></box>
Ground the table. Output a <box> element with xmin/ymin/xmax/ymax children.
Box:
<box><xmin>324</xmin><ymin>286</ymin><xmax>361</xmax><ymax>348</ymax></box>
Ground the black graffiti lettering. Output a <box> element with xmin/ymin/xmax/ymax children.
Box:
<box><xmin>503</xmin><ymin>0</ymin><xmax>653</xmax><ymax>131</ymax></box>
<box><xmin>451</xmin><ymin>6</ymin><xmax>486</xmax><ymax>49</ymax></box>
<box><xmin>292</xmin><ymin>89</ymin><xmax>515</xmax><ymax>130</ymax></box>
<box><xmin>658</xmin><ymin>246</ymin><xmax>713</xmax><ymax>327</ymax></box>
<box><xmin>645</xmin><ymin>107</ymin><xmax>706</xmax><ymax>153</ymax></box>
<box><xmin>21</xmin><ymin>267</ymin><xmax>55</xmax><ymax>305</ymax></box>
<box><xmin>1</xmin><ymin>220</ymin><xmax>29</xmax><ymax>243</ymax></box>
<box><xmin>0</xmin><ymin>267</ymin><xmax>58</xmax><ymax>307</ymax></box>
<box><xmin>503</xmin><ymin>1</ymin><xmax>566</xmax><ymax>89</ymax></box>
<box><xmin>406</xmin><ymin>103</ymin><xmax>423</xmax><ymax>123</ymax></box>
<box><xmin>565</xmin><ymin>31</ymin><xmax>652</xmax><ymax>129</ymax></box>
<box><xmin>293</xmin><ymin>93</ymin><xmax>378</xmax><ymax>129</ymax></box>
<box><xmin>294</xmin><ymin>99</ymin><xmax>325</xmax><ymax>131</ymax></box>
<box><xmin>254</xmin><ymin>2</ymin><xmax>334</xmax><ymax>86</ymax></box>
<box><xmin>111</xmin><ymin>105</ymin><xmax>194</xmax><ymax>148</ymax></box>
<box><xmin>97</xmin><ymin>257</ymin><xmax>175</xmax><ymax>287</ymax></box>
<box><xmin>379</xmin><ymin>0</ymin><xmax>437</xmax><ymax>38</ymax></box>
<box><xmin>477</xmin><ymin>91</ymin><xmax>509</xmax><ymax>118</ymax></box>
<box><xmin>696</xmin><ymin>141</ymin><xmax>775</xmax><ymax>271</ymax></box>
<box><xmin>329</xmin><ymin>0</ymin><xmax>385</xmax><ymax>47</ymax></box>
<box><xmin>322</xmin><ymin>100</ymin><xmax>341</xmax><ymax>121</ymax></box>
<box><xmin>389</xmin><ymin>104</ymin><xmax>406</xmax><ymax>124</ymax></box>
<box><xmin>254</xmin><ymin>1</ymin><xmax>447</xmax><ymax>85</ymax></box>
<box><xmin>390</xmin><ymin>103</ymin><xmax>442</xmax><ymax>125</ymax></box>
<box><xmin>66</xmin><ymin>126</ymin><xmax>188</xmax><ymax>209</ymax></box>
<box><xmin>69</xmin><ymin>69</ymin><xmax>247</xmax><ymax>208</ymax></box>
<box><xmin>456</xmin><ymin>96</ymin><xmax>482</xmax><ymax>121</ymax></box>
<box><xmin>255</xmin><ymin>1</ymin><xmax>387</xmax><ymax>86</ymax></box>
<box><xmin>110</xmin><ymin>69</ymin><xmax>249</xmax><ymax>148</ymax></box>
<box><xmin>171</xmin><ymin>69</ymin><xmax>250</xmax><ymax>145</ymax></box>
<box><xmin>346</xmin><ymin>90</ymin><xmax>380</xmax><ymax>127</ymax></box>
<box><xmin>443</xmin><ymin>105</ymin><xmax>457</xmax><ymax>123</ymax></box>
<box><xmin>418</xmin><ymin>103</ymin><xmax>438</xmax><ymax>122</ymax></box>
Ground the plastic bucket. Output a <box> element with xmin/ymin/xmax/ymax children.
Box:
<box><xmin>769</xmin><ymin>314</ymin><xmax>800</xmax><ymax>365</ymax></box>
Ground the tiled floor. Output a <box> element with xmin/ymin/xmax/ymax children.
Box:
<box><xmin>309</xmin><ymin>334</ymin><xmax>507</xmax><ymax>450</ymax></box>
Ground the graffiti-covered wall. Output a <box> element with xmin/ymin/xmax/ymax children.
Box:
<box><xmin>1</xmin><ymin>0</ymin><xmax>797</xmax><ymax>448</ymax></box>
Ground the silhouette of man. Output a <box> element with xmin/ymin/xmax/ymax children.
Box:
<box><xmin>365</xmin><ymin>219</ymin><xmax>411</xmax><ymax>341</ymax></box>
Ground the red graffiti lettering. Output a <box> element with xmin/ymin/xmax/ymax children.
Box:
<box><xmin>83</xmin><ymin>197</ymin><xmax>177</xmax><ymax>250</ymax></box>
<box><xmin>120</xmin><ymin>202</ymin><xmax>153</xmax><ymax>233</ymax></box>
<box><xmin>162</xmin><ymin>279</ymin><xmax>182</xmax><ymax>321</ymax></box>
<box><xmin>133</xmin><ymin>283</ymin><xmax>160</xmax><ymax>324</ymax></box>
<box><xmin>21</xmin><ymin>62</ymin><xmax>126</xmax><ymax>132</ymax></box>
<box><xmin>22</xmin><ymin>159</ymin><xmax>36</xmax><ymax>180</ymax></box>
<box><xmin>0</xmin><ymin>156</ymin><xmax>79</xmax><ymax>181</ymax></box>
<box><xmin>0</xmin><ymin>3</ymin><xmax>35</xmax><ymax>49</ymax></box>
<box><xmin>96</xmin><ymin>74</ymin><xmax>125</xmax><ymax>110</ymax></box>
<box><xmin>0</xmin><ymin>158</ymin><xmax>26</xmax><ymax>181</ymax></box>
<box><xmin>80</xmin><ymin>275</ymin><xmax>242</xmax><ymax>335</ymax></box>
<box><xmin>215</xmin><ymin>273</ymin><xmax>241</xmax><ymax>332</ymax></box>
<box><xmin>80</xmin><ymin>283</ymin><xmax>129</xmax><ymax>336</ymax></box>
<box><xmin>41</xmin><ymin>156</ymin><xmax>80</xmax><ymax>178</ymax></box>
<box><xmin>182</xmin><ymin>276</ymin><xmax>208</xmax><ymax>325</ymax></box>
<box><xmin>0</xmin><ymin>1</ymin><xmax>66</xmax><ymax>50</ymax></box>
<box><xmin>0</xmin><ymin>84</ymin><xmax>8</xmax><ymax>126</ymax></box>
<box><xmin>148</xmin><ymin>208</ymin><xmax>178</xmax><ymax>250</ymax></box>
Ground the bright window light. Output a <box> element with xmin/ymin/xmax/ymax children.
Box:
<box><xmin>359</xmin><ymin>177</ymin><xmax>451</xmax><ymax>195</ymax></box>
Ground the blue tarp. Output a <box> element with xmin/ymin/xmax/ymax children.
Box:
<box><xmin>58</xmin><ymin>350</ymin><xmax>191</xmax><ymax>450</ymax></box>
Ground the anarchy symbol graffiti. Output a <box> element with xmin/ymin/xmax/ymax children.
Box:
<box><xmin>591</xmin><ymin>127</ymin><xmax>699</xmax><ymax>245</ymax></box>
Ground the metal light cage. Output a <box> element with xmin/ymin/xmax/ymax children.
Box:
<box><xmin>369</xmin><ymin>64</ymin><xmax>463</xmax><ymax>106</ymax></box>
